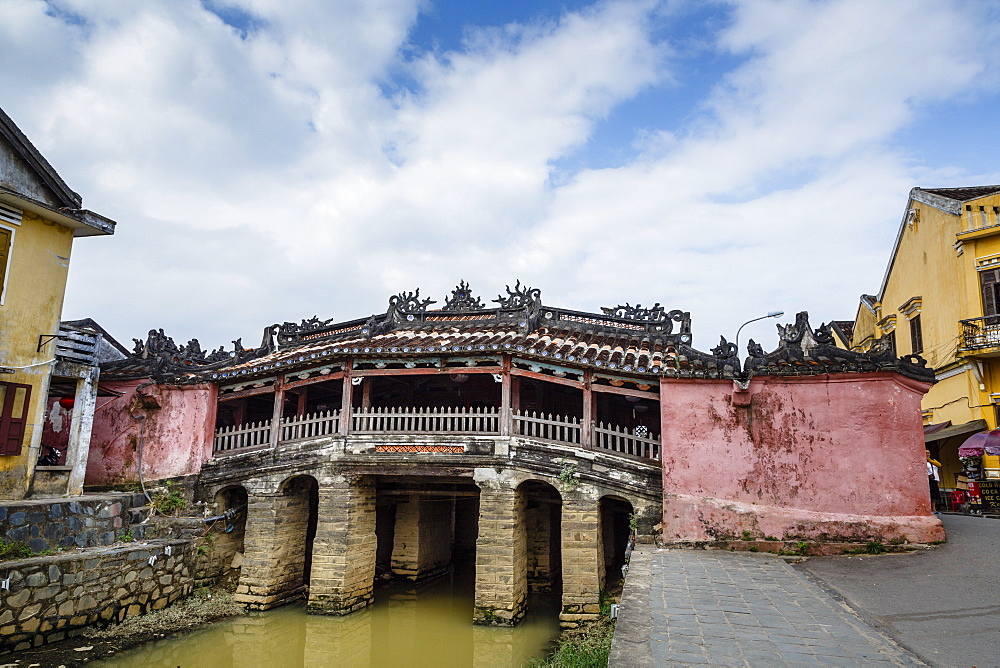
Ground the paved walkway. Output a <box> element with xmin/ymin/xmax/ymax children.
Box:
<box><xmin>609</xmin><ymin>547</ymin><xmax>920</xmax><ymax>667</ymax></box>
<box><xmin>797</xmin><ymin>513</ymin><xmax>1000</xmax><ymax>667</ymax></box>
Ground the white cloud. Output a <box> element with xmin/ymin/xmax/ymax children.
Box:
<box><xmin>1</xmin><ymin>0</ymin><xmax>998</xmax><ymax>353</ymax></box>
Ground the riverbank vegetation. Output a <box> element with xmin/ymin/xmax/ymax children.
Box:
<box><xmin>531</xmin><ymin>617</ymin><xmax>616</xmax><ymax>667</ymax></box>
<box><xmin>85</xmin><ymin>585</ymin><xmax>245</xmax><ymax>642</ymax></box>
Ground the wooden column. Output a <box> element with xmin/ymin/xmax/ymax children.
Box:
<box><xmin>581</xmin><ymin>370</ymin><xmax>594</xmax><ymax>448</ymax></box>
<box><xmin>296</xmin><ymin>389</ymin><xmax>308</xmax><ymax>418</ymax></box>
<box><xmin>269</xmin><ymin>374</ymin><xmax>285</xmax><ymax>449</ymax></box>
<box><xmin>500</xmin><ymin>355</ymin><xmax>512</xmax><ymax>436</ymax></box>
<box><xmin>340</xmin><ymin>359</ymin><xmax>354</xmax><ymax>435</ymax></box>
<box><xmin>511</xmin><ymin>376</ymin><xmax>521</xmax><ymax>436</ymax></box>
<box><xmin>361</xmin><ymin>377</ymin><xmax>372</xmax><ymax>411</ymax></box>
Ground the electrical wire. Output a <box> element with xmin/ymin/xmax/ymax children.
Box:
<box><xmin>2</xmin><ymin>359</ymin><xmax>55</xmax><ymax>369</ymax></box>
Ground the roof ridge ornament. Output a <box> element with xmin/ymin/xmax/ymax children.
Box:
<box><xmin>743</xmin><ymin>311</ymin><xmax>935</xmax><ymax>382</ymax></box>
<box><xmin>494</xmin><ymin>281</ymin><xmax>542</xmax><ymax>334</ymax></box>
<box><xmin>442</xmin><ymin>280</ymin><xmax>484</xmax><ymax>311</ymax></box>
<box><xmin>493</xmin><ymin>280</ymin><xmax>540</xmax><ymax>310</ymax></box>
<box><xmin>601</xmin><ymin>303</ymin><xmax>667</xmax><ymax>322</ymax></box>
<box><xmin>388</xmin><ymin>288</ymin><xmax>436</xmax><ymax>323</ymax></box>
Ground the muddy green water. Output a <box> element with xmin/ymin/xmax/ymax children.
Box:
<box><xmin>95</xmin><ymin>572</ymin><xmax>561</xmax><ymax>668</ymax></box>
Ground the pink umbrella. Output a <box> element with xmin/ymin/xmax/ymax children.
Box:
<box><xmin>958</xmin><ymin>429</ymin><xmax>1000</xmax><ymax>457</ymax></box>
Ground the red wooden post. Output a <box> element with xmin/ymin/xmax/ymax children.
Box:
<box><xmin>500</xmin><ymin>355</ymin><xmax>512</xmax><ymax>436</ymax></box>
<box><xmin>296</xmin><ymin>389</ymin><xmax>308</xmax><ymax>418</ymax></box>
<box><xmin>269</xmin><ymin>374</ymin><xmax>285</xmax><ymax>449</ymax></box>
<box><xmin>361</xmin><ymin>377</ymin><xmax>372</xmax><ymax>411</ymax></box>
<box><xmin>340</xmin><ymin>358</ymin><xmax>354</xmax><ymax>435</ymax></box>
<box><xmin>582</xmin><ymin>370</ymin><xmax>594</xmax><ymax>448</ymax></box>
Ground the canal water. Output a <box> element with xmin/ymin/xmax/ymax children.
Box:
<box><xmin>94</xmin><ymin>571</ymin><xmax>561</xmax><ymax>668</ymax></box>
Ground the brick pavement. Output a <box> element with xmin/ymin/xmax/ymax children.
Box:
<box><xmin>609</xmin><ymin>547</ymin><xmax>922</xmax><ymax>667</ymax></box>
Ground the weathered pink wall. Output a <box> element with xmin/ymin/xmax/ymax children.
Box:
<box><xmin>660</xmin><ymin>372</ymin><xmax>944</xmax><ymax>543</ymax></box>
<box><xmin>86</xmin><ymin>380</ymin><xmax>218</xmax><ymax>486</ymax></box>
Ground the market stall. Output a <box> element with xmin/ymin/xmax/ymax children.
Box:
<box><xmin>957</xmin><ymin>429</ymin><xmax>1000</xmax><ymax>513</ymax></box>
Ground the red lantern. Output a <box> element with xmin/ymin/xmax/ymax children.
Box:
<box><xmin>58</xmin><ymin>396</ymin><xmax>75</xmax><ymax>410</ymax></box>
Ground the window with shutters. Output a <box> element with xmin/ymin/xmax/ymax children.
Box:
<box><xmin>0</xmin><ymin>226</ymin><xmax>11</xmax><ymax>304</ymax></box>
<box><xmin>0</xmin><ymin>382</ymin><xmax>32</xmax><ymax>456</ymax></box>
<box><xmin>884</xmin><ymin>331</ymin><xmax>896</xmax><ymax>356</ymax></box>
<box><xmin>982</xmin><ymin>268</ymin><xmax>1000</xmax><ymax>325</ymax></box>
<box><xmin>910</xmin><ymin>315</ymin><xmax>923</xmax><ymax>355</ymax></box>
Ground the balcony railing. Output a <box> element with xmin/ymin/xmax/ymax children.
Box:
<box><xmin>352</xmin><ymin>406</ymin><xmax>499</xmax><ymax>435</ymax></box>
<box><xmin>595</xmin><ymin>422</ymin><xmax>661</xmax><ymax>461</ymax></box>
<box><xmin>281</xmin><ymin>409</ymin><xmax>340</xmax><ymax>442</ymax></box>
<box><xmin>960</xmin><ymin>316</ymin><xmax>1000</xmax><ymax>351</ymax></box>
<box><xmin>213</xmin><ymin>406</ymin><xmax>661</xmax><ymax>462</ymax></box>
<box><xmin>514</xmin><ymin>410</ymin><xmax>581</xmax><ymax>445</ymax></box>
<box><xmin>214</xmin><ymin>420</ymin><xmax>271</xmax><ymax>455</ymax></box>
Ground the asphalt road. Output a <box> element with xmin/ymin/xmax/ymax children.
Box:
<box><xmin>796</xmin><ymin>514</ymin><xmax>1000</xmax><ymax>668</ymax></box>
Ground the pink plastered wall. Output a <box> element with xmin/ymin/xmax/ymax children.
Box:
<box><xmin>660</xmin><ymin>372</ymin><xmax>944</xmax><ymax>544</ymax></box>
<box><xmin>86</xmin><ymin>380</ymin><xmax>217</xmax><ymax>486</ymax></box>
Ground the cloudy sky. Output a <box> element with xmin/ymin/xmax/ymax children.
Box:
<box><xmin>3</xmin><ymin>0</ymin><xmax>999</xmax><ymax>353</ymax></box>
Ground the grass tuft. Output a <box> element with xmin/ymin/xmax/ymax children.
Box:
<box><xmin>529</xmin><ymin>617</ymin><xmax>616</xmax><ymax>667</ymax></box>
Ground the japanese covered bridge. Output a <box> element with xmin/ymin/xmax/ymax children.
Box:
<box><xmin>93</xmin><ymin>281</ymin><xmax>941</xmax><ymax>627</ymax></box>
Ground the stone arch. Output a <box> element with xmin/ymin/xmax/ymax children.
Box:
<box><xmin>277</xmin><ymin>474</ymin><xmax>320</xmax><ymax>591</ymax></box>
<box><xmin>599</xmin><ymin>495</ymin><xmax>634</xmax><ymax>593</ymax></box>
<box><xmin>516</xmin><ymin>479</ymin><xmax>563</xmax><ymax>597</ymax></box>
<box><xmin>207</xmin><ymin>484</ymin><xmax>249</xmax><ymax>587</ymax></box>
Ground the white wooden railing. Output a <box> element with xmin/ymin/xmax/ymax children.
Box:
<box><xmin>213</xmin><ymin>407</ymin><xmax>660</xmax><ymax>461</ymax></box>
<box><xmin>351</xmin><ymin>406</ymin><xmax>500</xmax><ymax>434</ymax></box>
<box><xmin>513</xmin><ymin>410</ymin><xmax>581</xmax><ymax>445</ymax></box>
<box><xmin>213</xmin><ymin>421</ymin><xmax>271</xmax><ymax>456</ymax></box>
<box><xmin>594</xmin><ymin>422</ymin><xmax>660</xmax><ymax>461</ymax></box>
<box><xmin>280</xmin><ymin>409</ymin><xmax>340</xmax><ymax>443</ymax></box>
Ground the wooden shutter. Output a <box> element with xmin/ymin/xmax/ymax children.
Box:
<box><xmin>982</xmin><ymin>269</ymin><xmax>1000</xmax><ymax>319</ymax></box>
<box><xmin>0</xmin><ymin>382</ymin><xmax>32</xmax><ymax>456</ymax></box>
<box><xmin>910</xmin><ymin>315</ymin><xmax>923</xmax><ymax>355</ymax></box>
<box><xmin>0</xmin><ymin>227</ymin><xmax>10</xmax><ymax>298</ymax></box>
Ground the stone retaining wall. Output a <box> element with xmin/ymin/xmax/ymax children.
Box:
<box><xmin>0</xmin><ymin>538</ymin><xmax>194</xmax><ymax>654</ymax></box>
<box><xmin>0</xmin><ymin>493</ymin><xmax>149</xmax><ymax>553</ymax></box>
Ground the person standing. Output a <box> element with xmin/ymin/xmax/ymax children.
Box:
<box><xmin>927</xmin><ymin>450</ymin><xmax>942</xmax><ymax>513</ymax></box>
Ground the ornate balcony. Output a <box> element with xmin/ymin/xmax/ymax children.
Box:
<box><xmin>960</xmin><ymin>316</ymin><xmax>1000</xmax><ymax>353</ymax></box>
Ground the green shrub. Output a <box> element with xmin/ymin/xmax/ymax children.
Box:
<box><xmin>529</xmin><ymin>618</ymin><xmax>616</xmax><ymax>667</ymax></box>
<box><xmin>0</xmin><ymin>538</ymin><xmax>34</xmax><ymax>561</ymax></box>
<box><xmin>151</xmin><ymin>480</ymin><xmax>187</xmax><ymax>516</ymax></box>
<box><xmin>864</xmin><ymin>541</ymin><xmax>886</xmax><ymax>555</ymax></box>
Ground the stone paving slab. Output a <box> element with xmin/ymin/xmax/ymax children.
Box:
<box><xmin>609</xmin><ymin>547</ymin><xmax>922</xmax><ymax>667</ymax></box>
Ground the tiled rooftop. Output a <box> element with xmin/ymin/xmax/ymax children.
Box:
<box><xmin>920</xmin><ymin>185</ymin><xmax>1000</xmax><ymax>202</ymax></box>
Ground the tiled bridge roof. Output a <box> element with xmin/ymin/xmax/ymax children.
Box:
<box><xmin>101</xmin><ymin>282</ymin><xmax>935</xmax><ymax>385</ymax></box>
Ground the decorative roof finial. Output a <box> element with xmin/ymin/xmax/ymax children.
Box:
<box><xmin>443</xmin><ymin>280</ymin><xmax>484</xmax><ymax>311</ymax></box>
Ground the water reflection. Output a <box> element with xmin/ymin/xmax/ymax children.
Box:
<box><xmin>96</xmin><ymin>571</ymin><xmax>560</xmax><ymax>668</ymax></box>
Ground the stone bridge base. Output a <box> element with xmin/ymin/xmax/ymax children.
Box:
<box><xmin>203</xmin><ymin>442</ymin><xmax>662</xmax><ymax>626</ymax></box>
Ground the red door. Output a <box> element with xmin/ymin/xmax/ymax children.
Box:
<box><xmin>0</xmin><ymin>381</ymin><xmax>32</xmax><ymax>456</ymax></box>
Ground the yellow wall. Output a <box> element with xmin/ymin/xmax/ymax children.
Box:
<box><xmin>852</xmin><ymin>191</ymin><xmax>1000</xmax><ymax>494</ymax></box>
<box><xmin>0</xmin><ymin>209</ymin><xmax>74</xmax><ymax>497</ymax></box>
<box><xmin>855</xmin><ymin>193</ymin><xmax>1000</xmax><ymax>431</ymax></box>
<box><xmin>850</xmin><ymin>301</ymin><xmax>878</xmax><ymax>352</ymax></box>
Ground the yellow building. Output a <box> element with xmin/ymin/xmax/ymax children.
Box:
<box><xmin>849</xmin><ymin>185</ymin><xmax>1000</xmax><ymax>495</ymax></box>
<box><xmin>0</xmin><ymin>107</ymin><xmax>116</xmax><ymax>499</ymax></box>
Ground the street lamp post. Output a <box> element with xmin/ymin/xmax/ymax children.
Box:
<box><xmin>735</xmin><ymin>311</ymin><xmax>784</xmax><ymax>358</ymax></box>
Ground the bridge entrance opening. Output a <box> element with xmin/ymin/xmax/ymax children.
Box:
<box><xmin>361</xmin><ymin>374</ymin><xmax>500</xmax><ymax>410</ymax></box>
<box><xmin>596</xmin><ymin>393</ymin><xmax>659</xmax><ymax>439</ymax></box>
<box><xmin>279</xmin><ymin>475</ymin><xmax>319</xmax><ymax>590</ymax></box>
<box><xmin>215</xmin><ymin>391</ymin><xmax>275</xmax><ymax>430</ymax></box>
<box><xmin>516</xmin><ymin>377</ymin><xmax>582</xmax><ymax>419</ymax></box>
<box><xmin>212</xmin><ymin>485</ymin><xmax>248</xmax><ymax>588</ymax></box>
<box><xmin>599</xmin><ymin>496</ymin><xmax>633</xmax><ymax>595</ymax></box>
<box><xmin>374</xmin><ymin>476</ymin><xmax>480</xmax><ymax>583</ymax></box>
<box><xmin>285</xmin><ymin>379</ymin><xmax>343</xmax><ymax>418</ymax></box>
<box><xmin>519</xmin><ymin>480</ymin><xmax>562</xmax><ymax>599</ymax></box>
